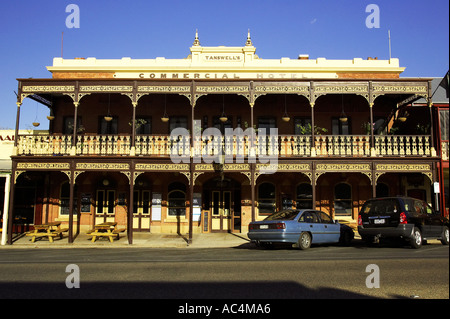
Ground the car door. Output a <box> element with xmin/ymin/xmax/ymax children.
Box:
<box><xmin>298</xmin><ymin>211</ymin><xmax>323</xmax><ymax>243</ymax></box>
<box><xmin>316</xmin><ymin>211</ymin><xmax>341</xmax><ymax>243</ymax></box>
<box><xmin>423</xmin><ymin>202</ymin><xmax>444</xmax><ymax>237</ymax></box>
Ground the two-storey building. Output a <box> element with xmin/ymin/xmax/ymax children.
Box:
<box><xmin>6</xmin><ymin>33</ymin><xmax>442</xmax><ymax>244</ymax></box>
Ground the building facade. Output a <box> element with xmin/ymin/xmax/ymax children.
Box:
<box><xmin>6</xmin><ymin>34</ymin><xmax>443</xmax><ymax>244</ymax></box>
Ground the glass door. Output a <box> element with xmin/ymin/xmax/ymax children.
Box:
<box><xmin>211</xmin><ymin>191</ymin><xmax>232</xmax><ymax>232</ymax></box>
<box><xmin>133</xmin><ymin>190</ymin><xmax>151</xmax><ymax>231</ymax></box>
<box><xmin>95</xmin><ymin>190</ymin><xmax>115</xmax><ymax>224</ymax></box>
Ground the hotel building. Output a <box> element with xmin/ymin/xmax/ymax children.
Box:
<box><xmin>5</xmin><ymin>33</ymin><xmax>445</xmax><ymax>244</ymax></box>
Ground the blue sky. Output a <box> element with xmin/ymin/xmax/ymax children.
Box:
<box><xmin>0</xmin><ymin>0</ymin><xmax>448</xmax><ymax>130</ymax></box>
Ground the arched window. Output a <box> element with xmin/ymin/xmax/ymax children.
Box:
<box><xmin>296</xmin><ymin>183</ymin><xmax>313</xmax><ymax>209</ymax></box>
<box><xmin>168</xmin><ymin>182</ymin><xmax>186</xmax><ymax>217</ymax></box>
<box><xmin>334</xmin><ymin>183</ymin><xmax>352</xmax><ymax>216</ymax></box>
<box><xmin>258</xmin><ymin>182</ymin><xmax>276</xmax><ymax>216</ymax></box>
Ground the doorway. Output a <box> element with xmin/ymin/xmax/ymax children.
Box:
<box><xmin>95</xmin><ymin>189</ymin><xmax>115</xmax><ymax>224</ymax></box>
<box><xmin>133</xmin><ymin>190</ymin><xmax>151</xmax><ymax>231</ymax></box>
<box><xmin>203</xmin><ymin>177</ymin><xmax>241</xmax><ymax>233</ymax></box>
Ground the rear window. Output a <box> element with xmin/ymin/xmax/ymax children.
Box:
<box><xmin>361</xmin><ymin>199</ymin><xmax>400</xmax><ymax>215</ymax></box>
<box><xmin>402</xmin><ymin>198</ymin><xmax>416</xmax><ymax>213</ymax></box>
<box><xmin>265</xmin><ymin>210</ymin><xmax>299</xmax><ymax>221</ymax></box>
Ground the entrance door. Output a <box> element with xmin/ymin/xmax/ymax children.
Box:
<box><xmin>204</xmin><ymin>177</ymin><xmax>241</xmax><ymax>233</ymax></box>
<box><xmin>211</xmin><ymin>190</ymin><xmax>232</xmax><ymax>232</ymax></box>
<box><xmin>133</xmin><ymin>190</ymin><xmax>151</xmax><ymax>231</ymax></box>
<box><xmin>95</xmin><ymin>190</ymin><xmax>115</xmax><ymax>224</ymax></box>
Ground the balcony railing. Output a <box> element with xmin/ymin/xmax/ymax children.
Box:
<box><xmin>16</xmin><ymin>134</ymin><xmax>434</xmax><ymax>158</ymax></box>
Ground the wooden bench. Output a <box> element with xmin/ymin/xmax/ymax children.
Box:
<box><xmin>87</xmin><ymin>222</ymin><xmax>126</xmax><ymax>243</ymax></box>
<box><xmin>25</xmin><ymin>222</ymin><xmax>68</xmax><ymax>243</ymax></box>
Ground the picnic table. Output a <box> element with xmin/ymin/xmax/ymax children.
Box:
<box><xmin>87</xmin><ymin>222</ymin><xmax>126</xmax><ymax>243</ymax></box>
<box><xmin>25</xmin><ymin>222</ymin><xmax>69</xmax><ymax>243</ymax></box>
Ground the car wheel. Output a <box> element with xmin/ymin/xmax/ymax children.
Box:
<box><xmin>298</xmin><ymin>232</ymin><xmax>311</xmax><ymax>250</ymax></box>
<box><xmin>410</xmin><ymin>227</ymin><xmax>422</xmax><ymax>249</ymax></box>
<box><xmin>441</xmin><ymin>227</ymin><xmax>449</xmax><ymax>245</ymax></box>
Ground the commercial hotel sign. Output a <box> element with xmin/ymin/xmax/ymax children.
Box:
<box><xmin>115</xmin><ymin>72</ymin><xmax>337</xmax><ymax>80</ymax></box>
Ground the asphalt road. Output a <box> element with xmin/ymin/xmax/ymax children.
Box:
<box><xmin>0</xmin><ymin>242</ymin><xmax>448</xmax><ymax>300</ymax></box>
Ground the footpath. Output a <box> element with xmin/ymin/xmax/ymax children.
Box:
<box><xmin>1</xmin><ymin>232</ymin><xmax>254</xmax><ymax>249</ymax></box>
<box><xmin>1</xmin><ymin>222</ymin><xmax>360</xmax><ymax>249</ymax></box>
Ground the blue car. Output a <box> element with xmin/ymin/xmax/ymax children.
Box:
<box><xmin>248</xmin><ymin>209</ymin><xmax>354</xmax><ymax>249</ymax></box>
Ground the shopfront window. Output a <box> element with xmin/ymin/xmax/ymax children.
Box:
<box><xmin>258</xmin><ymin>182</ymin><xmax>276</xmax><ymax>215</ymax></box>
<box><xmin>168</xmin><ymin>182</ymin><xmax>186</xmax><ymax>217</ymax></box>
<box><xmin>334</xmin><ymin>183</ymin><xmax>352</xmax><ymax>216</ymax></box>
<box><xmin>296</xmin><ymin>183</ymin><xmax>313</xmax><ymax>209</ymax></box>
<box><xmin>60</xmin><ymin>182</ymin><xmax>77</xmax><ymax>216</ymax></box>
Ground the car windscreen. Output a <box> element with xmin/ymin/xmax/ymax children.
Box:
<box><xmin>264</xmin><ymin>210</ymin><xmax>299</xmax><ymax>221</ymax></box>
<box><xmin>361</xmin><ymin>199</ymin><xmax>400</xmax><ymax>215</ymax></box>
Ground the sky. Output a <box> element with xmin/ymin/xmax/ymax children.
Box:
<box><xmin>0</xmin><ymin>0</ymin><xmax>448</xmax><ymax>130</ymax></box>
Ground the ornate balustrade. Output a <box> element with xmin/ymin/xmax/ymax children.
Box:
<box><xmin>16</xmin><ymin>134</ymin><xmax>434</xmax><ymax>158</ymax></box>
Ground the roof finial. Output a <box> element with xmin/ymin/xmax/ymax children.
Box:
<box><xmin>245</xmin><ymin>29</ymin><xmax>253</xmax><ymax>46</ymax></box>
<box><xmin>193</xmin><ymin>29</ymin><xmax>201</xmax><ymax>46</ymax></box>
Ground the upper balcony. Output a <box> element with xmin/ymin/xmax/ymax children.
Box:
<box><xmin>16</xmin><ymin>133</ymin><xmax>435</xmax><ymax>158</ymax></box>
<box><xmin>14</xmin><ymin>78</ymin><xmax>440</xmax><ymax>161</ymax></box>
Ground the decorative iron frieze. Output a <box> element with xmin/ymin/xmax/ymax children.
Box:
<box><xmin>135</xmin><ymin>163</ymin><xmax>189</xmax><ymax>171</ymax></box>
<box><xmin>75</xmin><ymin>163</ymin><xmax>130</xmax><ymax>170</ymax></box>
<box><xmin>17</xmin><ymin>162</ymin><xmax>71</xmax><ymax>170</ymax></box>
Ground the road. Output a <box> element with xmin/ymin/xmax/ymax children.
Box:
<box><xmin>0</xmin><ymin>242</ymin><xmax>448</xmax><ymax>301</ymax></box>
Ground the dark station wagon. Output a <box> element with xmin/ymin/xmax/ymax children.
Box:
<box><xmin>358</xmin><ymin>197</ymin><xmax>449</xmax><ymax>248</ymax></box>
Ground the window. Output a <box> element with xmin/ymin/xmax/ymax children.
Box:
<box><xmin>168</xmin><ymin>182</ymin><xmax>186</xmax><ymax>217</ymax></box>
<box><xmin>135</xmin><ymin>117</ymin><xmax>152</xmax><ymax>135</ymax></box>
<box><xmin>60</xmin><ymin>182</ymin><xmax>77</xmax><ymax>216</ymax></box>
<box><xmin>440</xmin><ymin>110</ymin><xmax>449</xmax><ymax>141</ymax></box>
<box><xmin>96</xmin><ymin>190</ymin><xmax>115</xmax><ymax>215</ymax></box>
<box><xmin>296</xmin><ymin>183</ymin><xmax>313</xmax><ymax>209</ymax></box>
<box><xmin>258</xmin><ymin>117</ymin><xmax>277</xmax><ymax>135</ymax></box>
<box><xmin>332</xmin><ymin>117</ymin><xmax>351</xmax><ymax>135</ymax></box>
<box><xmin>265</xmin><ymin>209</ymin><xmax>298</xmax><ymax>221</ymax></box>
<box><xmin>317</xmin><ymin>211</ymin><xmax>334</xmax><ymax>224</ymax></box>
<box><xmin>134</xmin><ymin>190</ymin><xmax>151</xmax><ymax>215</ymax></box>
<box><xmin>257</xmin><ymin>118</ymin><xmax>277</xmax><ymax>155</ymax></box>
<box><xmin>299</xmin><ymin>211</ymin><xmax>319</xmax><ymax>223</ymax></box>
<box><xmin>258</xmin><ymin>182</ymin><xmax>276</xmax><ymax>215</ymax></box>
<box><xmin>169</xmin><ymin>116</ymin><xmax>188</xmax><ymax>133</ymax></box>
<box><xmin>294</xmin><ymin>117</ymin><xmax>312</xmax><ymax>135</ymax></box>
<box><xmin>63</xmin><ymin>116</ymin><xmax>82</xmax><ymax>135</ymax></box>
<box><xmin>99</xmin><ymin>117</ymin><xmax>118</xmax><ymax>134</ymax></box>
<box><xmin>361</xmin><ymin>199</ymin><xmax>399</xmax><ymax>215</ymax></box>
<box><xmin>334</xmin><ymin>183</ymin><xmax>352</xmax><ymax>216</ymax></box>
<box><xmin>213</xmin><ymin>116</ymin><xmax>233</xmax><ymax>134</ymax></box>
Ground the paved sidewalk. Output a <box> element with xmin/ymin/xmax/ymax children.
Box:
<box><xmin>1</xmin><ymin>232</ymin><xmax>253</xmax><ymax>249</ymax></box>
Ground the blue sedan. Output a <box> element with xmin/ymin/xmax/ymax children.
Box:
<box><xmin>248</xmin><ymin>209</ymin><xmax>354</xmax><ymax>249</ymax></box>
